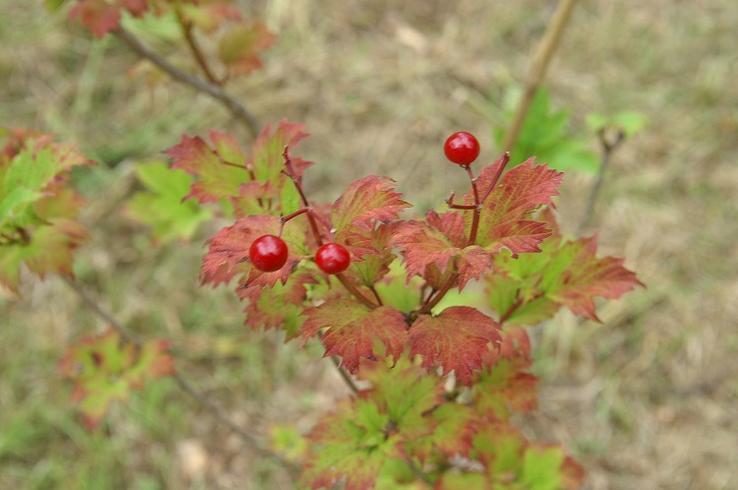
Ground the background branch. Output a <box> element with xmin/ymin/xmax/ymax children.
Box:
<box><xmin>578</xmin><ymin>128</ymin><xmax>626</xmax><ymax>232</ymax></box>
<box><xmin>502</xmin><ymin>0</ymin><xmax>578</xmax><ymax>152</ymax></box>
<box><xmin>61</xmin><ymin>276</ymin><xmax>300</xmax><ymax>477</ymax></box>
<box><xmin>114</xmin><ymin>27</ymin><xmax>259</xmax><ymax>137</ymax></box>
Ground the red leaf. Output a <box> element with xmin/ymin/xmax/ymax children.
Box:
<box><xmin>469</xmin><ymin>158</ymin><xmax>563</xmax><ymax>254</ymax></box>
<box><xmin>409</xmin><ymin>306</ymin><xmax>501</xmax><ymax>385</ymax></box>
<box><xmin>550</xmin><ymin>236</ymin><xmax>643</xmax><ymax>321</ymax></box>
<box><xmin>165</xmin><ymin>132</ymin><xmax>249</xmax><ymax>203</ymax></box>
<box><xmin>200</xmin><ymin>215</ymin><xmax>304</xmax><ymax>289</ymax></box>
<box><xmin>393</xmin><ymin>211</ymin><xmax>493</xmax><ymax>289</ymax></box>
<box><xmin>70</xmin><ymin>0</ymin><xmax>148</xmax><ymax>38</ymax></box>
<box><xmin>331</xmin><ymin>176</ymin><xmax>410</xmax><ymax>242</ymax></box>
<box><xmin>301</xmin><ymin>299</ymin><xmax>408</xmax><ymax>372</ymax></box>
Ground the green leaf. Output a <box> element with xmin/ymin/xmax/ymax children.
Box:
<box><xmin>127</xmin><ymin>161</ymin><xmax>211</xmax><ymax>243</ymax></box>
<box><xmin>486</xmin><ymin>234</ymin><xmax>641</xmax><ymax>323</ymax></box>
<box><xmin>495</xmin><ymin>88</ymin><xmax>599</xmax><ymax>174</ymax></box>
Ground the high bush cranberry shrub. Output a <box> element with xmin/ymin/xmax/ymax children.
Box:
<box><xmin>1</xmin><ymin>121</ymin><xmax>641</xmax><ymax>488</ymax></box>
<box><xmin>166</xmin><ymin>122</ymin><xmax>641</xmax><ymax>488</ymax></box>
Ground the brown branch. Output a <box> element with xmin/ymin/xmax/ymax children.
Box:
<box><xmin>329</xmin><ymin>355</ymin><xmax>359</xmax><ymax>394</ymax></box>
<box><xmin>114</xmin><ymin>27</ymin><xmax>259</xmax><ymax>137</ymax></box>
<box><xmin>60</xmin><ymin>276</ymin><xmax>299</xmax><ymax>477</ymax></box>
<box><xmin>501</xmin><ymin>0</ymin><xmax>579</xmax><ymax>152</ymax></box>
<box><xmin>578</xmin><ymin>128</ymin><xmax>626</xmax><ymax>232</ymax></box>
<box><xmin>173</xmin><ymin>1</ymin><xmax>221</xmax><ymax>85</ymax></box>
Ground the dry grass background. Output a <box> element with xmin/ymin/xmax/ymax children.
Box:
<box><xmin>1</xmin><ymin>0</ymin><xmax>737</xmax><ymax>489</ymax></box>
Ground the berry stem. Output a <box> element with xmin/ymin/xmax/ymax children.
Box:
<box><xmin>369</xmin><ymin>285</ymin><xmax>384</xmax><ymax>306</ymax></box>
<box><xmin>279</xmin><ymin>208</ymin><xmax>310</xmax><ymax>235</ymax></box>
<box><xmin>465</xmin><ymin>165</ymin><xmax>481</xmax><ymax>246</ymax></box>
<box><xmin>281</xmin><ymin>147</ymin><xmax>378</xmax><ymax>310</ymax></box>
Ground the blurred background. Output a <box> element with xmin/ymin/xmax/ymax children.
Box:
<box><xmin>1</xmin><ymin>0</ymin><xmax>737</xmax><ymax>489</ymax></box>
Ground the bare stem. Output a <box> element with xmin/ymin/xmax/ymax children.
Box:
<box><xmin>578</xmin><ymin>129</ymin><xmax>625</xmax><ymax>232</ymax></box>
<box><xmin>60</xmin><ymin>277</ymin><xmax>299</xmax><ymax>476</ymax></box>
<box><xmin>173</xmin><ymin>1</ymin><xmax>221</xmax><ymax>85</ymax></box>
<box><xmin>329</xmin><ymin>355</ymin><xmax>359</xmax><ymax>394</ymax></box>
<box><xmin>464</xmin><ymin>165</ymin><xmax>481</xmax><ymax>246</ymax></box>
<box><xmin>502</xmin><ymin>0</ymin><xmax>579</xmax><ymax>152</ymax></box>
<box><xmin>114</xmin><ymin>27</ymin><xmax>259</xmax><ymax>137</ymax></box>
<box><xmin>369</xmin><ymin>286</ymin><xmax>384</xmax><ymax>306</ymax></box>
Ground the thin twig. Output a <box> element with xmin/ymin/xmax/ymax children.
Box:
<box><xmin>173</xmin><ymin>1</ymin><xmax>221</xmax><ymax>85</ymax></box>
<box><xmin>61</xmin><ymin>276</ymin><xmax>299</xmax><ymax>476</ymax></box>
<box><xmin>114</xmin><ymin>27</ymin><xmax>259</xmax><ymax>137</ymax></box>
<box><xmin>464</xmin><ymin>165</ymin><xmax>481</xmax><ymax>246</ymax></box>
<box><xmin>329</xmin><ymin>356</ymin><xmax>360</xmax><ymax>394</ymax></box>
<box><xmin>502</xmin><ymin>0</ymin><xmax>578</xmax><ymax>152</ymax></box>
<box><xmin>578</xmin><ymin>128</ymin><xmax>625</xmax><ymax>232</ymax></box>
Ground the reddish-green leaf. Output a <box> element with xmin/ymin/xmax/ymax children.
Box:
<box><xmin>393</xmin><ymin>211</ymin><xmax>493</xmax><ymax>290</ymax></box>
<box><xmin>200</xmin><ymin>215</ymin><xmax>307</xmax><ymax>289</ymax></box>
<box><xmin>409</xmin><ymin>306</ymin><xmax>501</xmax><ymax>385</ymax></box>
<box><xmin>301</xmin><ymin>299</ymin><xmax>408</xmax><ymax>372</ymax></box>
<box><xmin>69</xmin><ymin>0</ymin><xmax>148</xmax><ymax>38</ymax></box>
<box><xmin>302</xmin><ymin>357</ymin><xmax>440</xmax><ymax>490</ymax></box>
<box><xmin>331</xmin><ymin>176</ymin><xmax>410</xmax><ymax>243</ymax></box>
<box><xmin>0</xmin><ymin>130</ymin><xmax>92</xmax><ymax>292</ymax></box>
<box><xmin>468</xmin><ymin>158</ymin><xmax>562</xmax><ymax>254</ymax></box>
<box><xmin>218</xmin><ymin>21</ymin><xmax>276</xmax><ymax>76</ymax></box>
<box><xmin>475</xmin><ymin>328</ymin><xmax>538</xmax><ymax>420</ymax></box>
<box><xmin>240</xmin><ymin>272</ymin><xmax>316</xmax><ymax>338</ymax></box>
<box><xmin>165</xmin><ymin>131</ymin><xmax>250</xmax><ymax>204</ymax></box>
<box><xmin>487</xmin><ymin>234</ymin><xmax>642</xmax><ymax>323</ymax></box>
<box><xmin>60</xmin><ymin>328</ymin><xmax>174</xmax><ymax>428</ymax></box>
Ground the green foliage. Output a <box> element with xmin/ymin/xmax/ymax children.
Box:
<box><xmin>494</xmin><ymin>88</ymin><xmax>599</xmax><ymax>173</ymax></box>
<box><xmin>127</xmin><ymin>161</ymin><xmax>211</xmax><ymax>243</ymax></box>
<box><xmin>586</xmin><ymin>111</ymin><xmax>648</xmax><ymax>137</ymax></box>
<box><xmin>0</xmin><ymin>129</ymin><xmax>91</xmax><ymax>292</ymax></box>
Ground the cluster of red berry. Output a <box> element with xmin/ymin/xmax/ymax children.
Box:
<box><xmin>248</xmin><ymin>131</ymin><xmax>480</xmax><ymax>274</ymax></box>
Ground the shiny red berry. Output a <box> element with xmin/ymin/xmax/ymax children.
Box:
<box><xmin>444</xmin><ymin>131</ymin><xmax>480</xmax><ymax>166</ymax></box>
<box><xmin>315</xmin><ymin>243</ymin><xmax>351</xmax><ymax>274</ymax></box>
<box><xmin>249</xmin><ymin>234</ymin><xmax>288</xmax><ymax>272</ymax></box>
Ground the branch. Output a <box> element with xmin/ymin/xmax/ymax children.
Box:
<box><xmin>173</xmin><ymin>1</ymin><xmax>222</xmax><ymax>85</ymax></box>
<box><xmin>578</xmin><ymin>128</ymin><xmax>625</xmax><ymax>232</ymax></box>
<box><xmin>61</xmin><ymin>276</ymin><xmax>300</xmax><ymax>477</ymax></box>
<box><xmin>464</xmin><ymin>165</ymin><xmax>481</xmax><ymax>246</ymax></box>
<box><xmin>114</xmin><ymin>27</ymin><xmax>259</xmax><ymax>137</ymax></box>
<box><xmin>501</xmin><ymin>0</ymin><xmax>578</xmax><ymax>152</ymax></box>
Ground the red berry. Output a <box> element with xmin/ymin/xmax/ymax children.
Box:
<box><xmin>315</xmin><ymin>243</ymin><xmax>351</xmax><ymax>274</ymax></box>
<box><xmin>249</xmin><ymin>234</ymin><xmax>288</xmax><ymax>272</ymax></box>
<box><xmin>444</xmin><ymin>131</ymin><xmax>480</xmax><ymax>166</ymax></box>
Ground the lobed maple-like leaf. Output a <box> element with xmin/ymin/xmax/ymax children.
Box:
<box><xmin>301</xmin><ymin>299</ymin><xmax>409</xmax><ymax>372</ymax></box>
<box><xmin>0</xmin><ymin>130</ymin><xmax>92</xmax><ymax>292</ymax></box>
<box><xmin>200</xmin><ymin>215</ymin><xmax>308</xmax><ymax>290</ymax></box>
<box><xmin>69</xmin><ymin>0</ymin><xmax>149</xmax><ymax>38</ymax></box>
<box><xmin>126</xmin><ymin>161</ymin><xmax>212</xmax><ymax>243</ymax></box>
<box><xmin>487</xmin><ymin>233</ymin><xmax>642</xmax><ymax>323</ymax></box>
<box><xmin>166</xmin><ymin>131</ymin><xmax>251</xmax><ymax>204</ymax></box>
<box><xmin>393</xmin><ymin>211</ymin><xmax>493</xmax><ymax>290</ymax></box>
<box><xmin>470</xmin><ymin>423</ymin><xmax>584</xmax><ymax>490</ymax></box>
<box><xmin>302</xmin><ymin>357</ymin><xmax>440</xmax><ymax>490</ymax></box>
<box><xmin>409</xmin><ymin>306</ymin><xmax>501</xmax><ymax>385</ymax></box>
<box><xmin>60</xmin><ymin>328</ymin><xmax>174</xmax><ymax>428</ymax></box>
<box><xmin>467</xmin><ymin>157</ymin><xmax>563</xmax><ymax>254</ymax></box>
<box><xmin>240</xmin><ymin>272</ymin><xmax>316</xmax><ymax>339</ymax></box>
<box><xmin>475</xmin><ymin>328</ymin><xmax>538</xmax><ymax>420</ymax></box>
<box><xmin>331</xmin><ymin>176</ymin><xmax>410</xmax><ymax>243</ymax></box>
<box><xmin>218</xmin><ymin>21</ymin><xmax>276</xmax><ymax>76</ymax></box>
